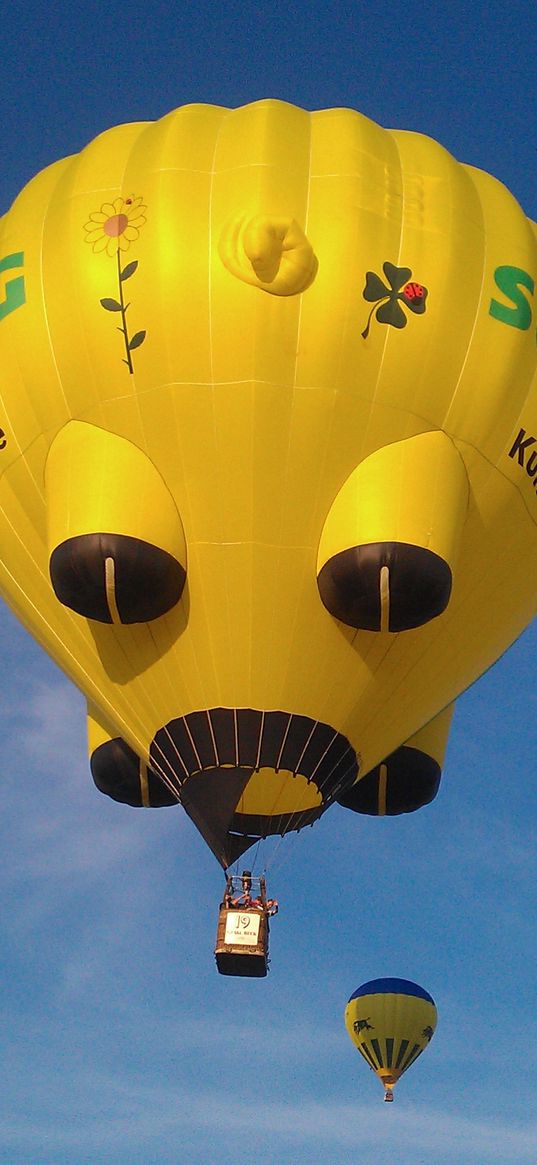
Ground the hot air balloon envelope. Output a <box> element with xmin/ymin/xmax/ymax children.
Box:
<box><xmin>0</xmin><ymin>100</ymin><xmax>536</xmax><ymax>866</ymax></box>
<box><xmin>345</xmin><ymin>977</ymin><xmax>438</xmax><ymax>1100</ymax></box>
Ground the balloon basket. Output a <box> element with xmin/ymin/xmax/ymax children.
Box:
<box><xmin>214</xmin><ymin>873</ymin><xmax>276</xmax><ymax>977</ymax></box>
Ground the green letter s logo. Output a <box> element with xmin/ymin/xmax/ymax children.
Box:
<box><xmin>0</xmin><ymin>252</ymin><xmax>25</xmax><ymax>322</ymax></box>
<box><xmin>489</xmin><ymin>265</ymin><xmax>534</xmax><ymax>331</ymax></box>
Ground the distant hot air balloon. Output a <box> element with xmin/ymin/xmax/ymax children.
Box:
<box><xmin>345</xmin><ymin>977</ymin><xmax>437</xmax><ymax>1101</ymax></box>
<box><xmin>0</xmin><ymin>100</ymin><xmax>536</xmax><ymax>868</ymax></box>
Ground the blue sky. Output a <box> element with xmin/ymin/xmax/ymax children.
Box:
<box><xmin>1</xmin><ymin>3</ymin><xmax>537</xmax><ymax>1163</ymax></box>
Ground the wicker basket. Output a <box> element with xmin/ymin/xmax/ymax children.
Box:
<box><xmin>214</xmin><ymin>905</ymin><xmax>269</xmax><ymax>977</ymax></box>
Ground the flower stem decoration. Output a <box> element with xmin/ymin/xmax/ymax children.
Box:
<box><xmin>84</xmin><ymin>196</ymin><xmax>147</xmax><ymax>373</ymax></box>
<box><xmin>362</xmin><ymin>261</ymin><xmax>428</xmax><ymax>339</ymax></box>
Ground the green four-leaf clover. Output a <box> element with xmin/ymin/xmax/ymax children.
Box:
<box><xmin>362</xmin><ymin>261</ymin><xmax>428</xmax><ymax>339</ymax></box>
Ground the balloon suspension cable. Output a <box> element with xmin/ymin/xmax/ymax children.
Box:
<box><xmin>249</xmin><ymin>834</ymin><xmax>264</xmax><ymax>876</ymax></box>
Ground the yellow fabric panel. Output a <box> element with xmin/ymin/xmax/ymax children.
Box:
<box><xmin>501</xmin><ymin>363</ymin><xmax>537</xmax><ymax>514</ymax></box>
<box><xmin>298</xmin><ymin>108</ymin><xmax>402</xmax><ymax>396</ymax></box>
<box><xmin>401</xmin><ymin>703</ymin><xmax>454</xmax><ymax>767</ymax></box>
<box><xmin>210</xmin><ymin>101</ymin><xmax>310</xmax><ymax>391</ymax></box>
<box><xmin>317</xmin><ymin>430</ymin><xmax>469</xmax><ymax>569</ymax></box>
<box><xmin>45</xmin><ymin>421</ymin><xmax>186</xmax><ymax>564</ymax></box>
<box><xmin>237</xmin><ymin>768</ymin><xmax>322</xmax><ymax>816</ymax></box>
<box><xmin>368</xmin><ymin>130</ymin><xmax>486</xmax><ymax>431</ymax></box>
<box><xmin>87</xmin><ymin>702</ymin><xmax>119</xmax><ymax>754</ymax></box>
<box><xmin>447</xmin><ymin>164</ymin><xmax>537</xmax><ymax>458</ymax></box>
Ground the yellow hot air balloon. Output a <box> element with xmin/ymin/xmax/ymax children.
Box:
<box><xmin>0</xmin><ymin>100</ymin><xmax>536</xmax><ymax>867</ymax></box>
<box><xmin>345</xmin><ymin>977</ymin><xmax>438</xmax><ymax>1101</ymax></box>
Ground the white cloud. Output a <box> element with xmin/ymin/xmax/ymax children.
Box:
<box><xmin>1</xmin><ymin>1078</ymin><xmax>537</xmax><ymax>1162</ymax></box>
<box><xmin>0</xmin><ymin>668</ymin><xmax>188</xmax><ymax>989</ymax></box>
<box><xmin>1</xmin><ymin>674</ymin><xmax>181</xmax><ymax>884</ymax></box>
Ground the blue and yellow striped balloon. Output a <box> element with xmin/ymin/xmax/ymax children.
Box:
<box><xmin>345</xmin><ymin>978</ymin><xmax>437</xmax><ymax>1101</ymax></box>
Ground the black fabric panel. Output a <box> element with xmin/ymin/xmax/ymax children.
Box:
<box><xmin>401</xmin><ymin>1043</ymin><xmax>422</xmax><ymax>1073</ymax></box>
<box><xmin>152</xmin><ymin>718</ymin><xmax>200</xmax><ymax>788</ymax></box>
<box><xmin>337</xmin><ymin>745</ymin><xmax>441</xmax><ymax>816</ymax></box>
<box><xmin>209</xmin><ymin>707</ymin><xmax>239</xmax><ymax>766</ymax></box>
<box><xmin>236</xmin><ymin>708</ymin><xmax>264</xmax><ymax>768</ymax></box>
<box><xmin>230</xmin><ymin>805</ymin><xmax>323</xmax><ymax>837</ymax></box>
<box><xmin>395</xmin><ymin>1039</ymin><xmax>410</xmax><ymax>1069</ymax></box>
<box><xmin>317</xmin><ymin>541</ymin><xmax>452</xmax><ymax>631</ymax></box>
<box><xmin>50</xmin><ymin>533</ymin><xmax>185</xmax><ymax>624</ymax></box>
<box><xmin>223</xmin><ymin>834</ymin><xmax>260</xmax><ymax>866</ymax></box>
<box><xmin>90</xmin><ymin>737</ymin><xmax>178</xmax><ymax>807</ymax></box>
<box><xmin>180</xmin><ymin>766</ymin><xmax>252</xmax><ymax>837</ymax></box>
<box><xmin>257</xmin><ymin>710</ymin><xmax>294</xmax><ymax>770</ymax></box>
<box><xmin>185</xmin><ymin>710</ymin><xmax>218</xmax><ymax>769</ymax></box>
<box><xmin>151</xmin><ymin>710</ymin><xmax>358</xmax><ymax>800</ymax></box>
<box><xmin>298</xmin><ymin>720</ymin><xmax>336</xmax><ymax>774</ymax></box>
<box><xmin>276</xmin><ymin>714</ymin><xmax>315</xmax><ymax>772</ymax></box>
<box><xmin>179</xmin><ymin>766</ymin><xmax>253</xmax><ymax>867</ymax></box>
<box><xmin>338</xmin><ymin>769</ymin><xmax>380</xmax><ymax>814</ymax></box>
<box><xmin>358</xmin><ymin>1043</ymin><xmax>378</xmax><ymax>1070</ymax></box>
<box><xmin>299</xmin><ymin>723</ymin><xmax>357</xmax><ymax>797</ymax></box>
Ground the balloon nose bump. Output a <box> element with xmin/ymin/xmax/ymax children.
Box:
<box><xmin>219</xmin><ymin>214</ymin><xmax>318</xmax><ymax>295</ymax></box>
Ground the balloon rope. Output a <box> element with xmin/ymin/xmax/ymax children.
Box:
<box><xmin>265</xmin><ymin>718</ymin><xmax>319</xmax><ymax>858</ymax></box>
<box><xmin>264</xmin><ymin>724</ymin><xmax>328</xmax><ymax>870</ymax></box>
<box><xmin>205</xmin><ymin>709</ymin><xmax>220</xmax><ymax>765</ymax></box>
<box><xmin>258</xmin><ymin>713</ymin><xmax>298</xmax><ymax>847</ymax></box>
<box><xmin>232</xmin><ymin>714</ymin><xmax>290</xmax><ymax>874</ymax></box>
<box><xmin>272</xmin><ymin>723</ymin><xmax>346</xmax><ymax>841</ymax></box>
<box><xmin>147</xmin><ymin>727</ymin><xmax>190</xmax><ymax>797</ymax></box>
<box><xmin>254</xmin><ymin>711</ymin><xmax>266</xmax><ymax>770</ymax></box>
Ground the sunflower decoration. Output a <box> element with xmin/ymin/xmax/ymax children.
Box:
<box><xmin>83</xmin><ymin>196</ymin><xmax>147</xmax><ymax>374</ymax></box>
<box><xmin>361</xmin><ymin>261</ymin><xmax>428</xmax><ymax>340</ymax></box>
